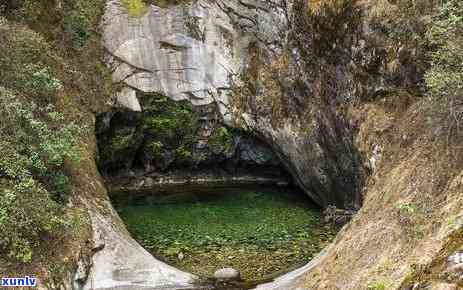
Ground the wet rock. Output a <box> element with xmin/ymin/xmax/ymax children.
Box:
<box><xmin>323</xmin><ymin>205</ymin><xmax>356</xmax><ymax>227</ymax></box>
<box><xmin>214</xmin><ymin>268</ymin><xmax>241</xmax><ymax>281</ymax></box>
<box><xmin>236</xmin><ymin>137</ymin><xmax>280</xmax><ymax>167</ymax></box>
<box><xmin>96</xmin><ymin>110</ymin><xmax>143</xmax><ymax>174</ymax></box>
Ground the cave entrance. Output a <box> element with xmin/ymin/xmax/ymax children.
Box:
<box><xmin>110</xmin><ymin>184</ymin><xmax>337</xmax><ymax>289</ymax></box>
<box><xmin>95</xmin><ymin>97</ymin><xmax>338</xmax><ymax>288</ymax></box>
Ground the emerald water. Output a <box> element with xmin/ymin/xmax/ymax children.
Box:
<box><xmin>115</xmin><ymin>186</ymin><xmax>335</xmax><ymax>283</ymax></box>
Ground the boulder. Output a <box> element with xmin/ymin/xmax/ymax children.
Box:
<box><xmin>213</xmin><ymin>268</ymin><xmax>241</xmax><ymax>281</ymax></box>
<box><xmin>115</xmin><ymin>87</ymin><xmax>142</xmax><ymax>112</ymax></box>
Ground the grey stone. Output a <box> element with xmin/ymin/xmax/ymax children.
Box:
<box><xmin>102</xmin><ymin>0</ymin><xmax>238</xmax><ymax>107</ymax></box>
<box><xmin>115</xmin><ymin>87</ymin><xmax>142</xmax><ymax>112</ymax></box>
<box><xmin>213</xmin><ymin>268</ymin><xmax>240</xmax><ymax>281</ymax></box>
<box><xmin>84</xmin><ymin>210</ymin><xmax>196</xmax><ymax>290</ymax></box>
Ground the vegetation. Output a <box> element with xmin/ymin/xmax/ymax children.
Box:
<box><xmin>121</xmin><ymin>0</ymin><xmax>148</xmax><ymax>18</ymax></box>
<box><xmin>0</xmin><ymin>87</ymin><xmax>83</xmax><ymax>263</ymax></box>
<box><xmin>208</xmin><ymin>126</ymin><xmax>234</xmax><ymax>154</ymax></box>
<box><xmin>118</xmin><ymin>189</ymin><xmax>336</xmax><ymax>280</ymax></box>
<box><xmin>0</xmin><ymin>0</ymin><xmax>111</xmax><ymax>275</ymax></box>
<box><xmin>425</xmin><ymin>0</ymin><xmax>463</xmax><ymax>133</ymax></box>
<box><xmin>367</xmin><ymin>281</ymin><xmax>387</xmax><ymax>290</ymax></box>
<box><xmin>142</xmin><ymin>93</ymin><xmax>200</xmax><ymax>167</ymax></box>
<box><xmin>396</xmin><ymin>201</ymin><xmax>425</xmax><ymax>240</ymax></box>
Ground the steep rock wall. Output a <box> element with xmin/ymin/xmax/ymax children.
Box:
<box><xmin>101</xmin><ymin>0</ymin><xmax>364</xmax><ymax>210</ymax></box>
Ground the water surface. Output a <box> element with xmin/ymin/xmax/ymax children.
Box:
<box><xmin>116</xmin><ymin>186</ymin><xmax>335</xmax><ymax>284</ymax></box>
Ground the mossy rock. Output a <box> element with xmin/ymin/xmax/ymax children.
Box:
<box><xmin>140</xmin><ymin>93</ymin><xmax>200</xmax><ymax>170</ymax></box>
<box><xmin>208</xmin><ymin>127</ymin><xmax>234</xmax><ymax>155</ymax></box>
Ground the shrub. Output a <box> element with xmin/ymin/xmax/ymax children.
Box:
<box><xmin>148</xmin><ymin>141</ymin><xmax>164</xmax><ymax>156</ymax></box>
<box><xmin>175</xmin><ymin>145</ymin><xmax>192</xmax><ymax>163</ymax></box>
<box><xmin>143</xmin><ymin>94</ymin><xmax>199</xmax><ymax>152</ymax></box>
<box><xmin>208</xmin><ymin>126</ymin><xmax>234</xmax><ymax>154</ymax></box>
<box><xmin>25</xmin><ymin>65</ymin><xmax>63</xmax><ymax>96</ymax></box>
<box><xmin>0</xmin><ymin>87</ymin><xmax>83</xmax><ymax>262</ymax></box>
<box><xmin>64</xmin><ymin>12</ymin><xmax>91</xmax><ymax>49</ymax></box>
<box><xmin>0</xmin><ymin>21</ymin><xmax>59</xmax><ymax>100</ymax></box>
<box><xmin>425</xmin><ymin>0</ymin><xmax>463</xmax><ymax>130</ymax></box>
<box><xmin>0</xmin><ymin>178</ymin><xmax>64</xmax><ymax>263</ymax></box>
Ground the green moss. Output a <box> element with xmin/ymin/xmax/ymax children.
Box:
<box><xmin>142</xmin><ymin>93</ymin><xmax>200</xmax><ymax>165</ymax></box>
<box><xmin>208</xmin><ymin>126</ymin><xmax>234</xmax><ymax>154</ymax></box>
<box><xmin>121</xmin><ymin>0</ymin><xmax>148</xmax><ymax>18</ymax></box>
<box><xmin>367</xmin><ymin>281</ymin><xmax>387</xmax><ymax>290</ymax></box>
<box><xmin>117</xmin><ymin>189</ymin><xmax>336</xmax><ymax>280</ymax></box>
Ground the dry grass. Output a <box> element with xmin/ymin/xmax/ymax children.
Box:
<box><xmin>296</xmin><ymin>95</ymin><xmax>463</xmax><ymax>289</ymax></box>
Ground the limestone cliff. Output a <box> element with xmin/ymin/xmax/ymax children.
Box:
<box><xmin>101</xmin><ymin>0</ymin><xmax>365</xmax><ymax>210</ymax></box>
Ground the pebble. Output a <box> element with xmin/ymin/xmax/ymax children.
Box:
<box><xmin>213</xmin><ymin>268</ymin><xmax>240</xmax><ymax>281</ymax></box>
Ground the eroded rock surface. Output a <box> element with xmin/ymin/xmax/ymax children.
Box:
<box><xmin>84</xmin><ymin>209</ymin><xmax>196</xmax><ymax>290</ymax></box>
<box><xmin>102</xmin><ymin>0</ymin><xmax>364</xmax><ymax>210</ymax></box>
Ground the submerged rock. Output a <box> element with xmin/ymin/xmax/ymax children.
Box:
<box><xmin>214</xmin><ymin>268</ymin><xmax>241</xmax><ymax>281</ymax></box>
<box><xmin>323</xmin><ymin>205</ymin><xmax>356</xmax><ymax>227</ymax></box>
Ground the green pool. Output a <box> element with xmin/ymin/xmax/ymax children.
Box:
<box><xmin>116</xmin><ymin>186</ymin><xmax>336</xmax><ymax>281</ymax></box>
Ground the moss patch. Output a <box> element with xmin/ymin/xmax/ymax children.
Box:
<box><xmin>141</xmin><ymin>93</ymin><xmax>200</xmax><ymax>168</ymax></box>
<box><xmin>208</xmin><ymin>127</ymin><xmax>234</xmax><ymax>154</ymax></box>
<box><xmin>121</xmin><ymin>0</ymin><xmax>148</xmax><ymax>18</ymax></box>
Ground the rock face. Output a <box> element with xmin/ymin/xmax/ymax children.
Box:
<box><xmin>101</xmin><ymin>0</ymin><xmax>366</xmax><ymax>210</ymax></box>
<box><xmin>84</xmin><ymin>209</ymin><xmax>196</xmax><ymax>289</ymax></box>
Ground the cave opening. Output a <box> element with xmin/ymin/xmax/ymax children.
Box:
<box><xmin>94</xmin><ymin>95</ymin><xmax>339</xmax><ymax>289</ymax></box>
